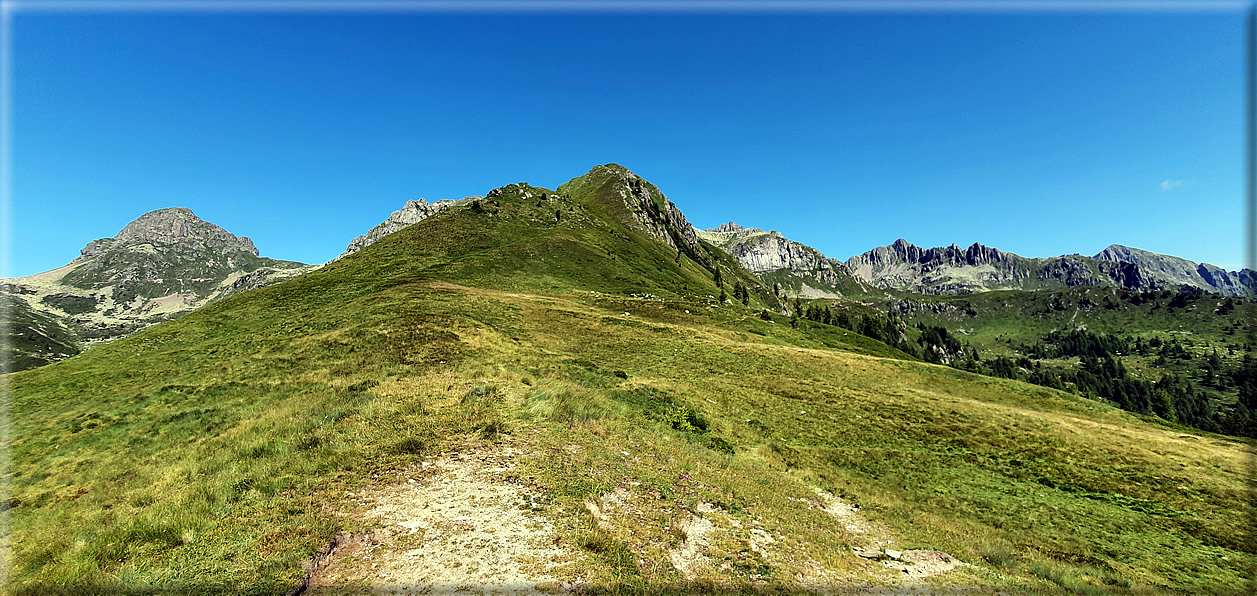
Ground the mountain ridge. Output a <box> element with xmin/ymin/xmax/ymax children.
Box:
<box><xmin>336</xmin><ymin>197</ymin><xmax>482</xmax><ymax>260</ymax></box>
<box><xmin>841</xmin><ymin>237</ymin><xmax>1254</xmax><ymax>297</ymax></box>
<box><xmin>9</xmin><ymin>169</ymin><xmax>1250</xmax><ymax>374</ymax></box>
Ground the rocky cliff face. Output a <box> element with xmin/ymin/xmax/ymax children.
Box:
<box><xmin>337</xmin><ymin>197</ymin><xmax>478</xmax><ymax>260</ymax></box>
<box><xmin>3</xmin><ymin>208</ymin><xmax>315</xmax><ymax>371</ymax></box>
<box><xmin>846</xmin><ymin>239</ymin><xmax>1116</xmax><ymax>295</ymax></box>
<box><xmin>1093</xmin><ymin>244</ymin><xmax>1256</xmax><ymax>297</ymax></box>
<box><xmin>845</xmin><ymin>239</ymin><xmax>1255</xmax><ymax>297</ymax></box>
<box><xmin>697</xmin><ymin>223</ymin><xmax>867</xmax><ymax>298</ymax></box>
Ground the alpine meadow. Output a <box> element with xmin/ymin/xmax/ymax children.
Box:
<box><xmin>5</xmin><ymin>7</ymin><xmax>1255</xmax><ymax>596</ymax></box>
<box><xmin>4</xmin><ymin>165</ymin><xmax>1253</xmax><ymax>594</ymax></box>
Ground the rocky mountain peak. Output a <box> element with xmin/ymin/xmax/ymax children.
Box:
<box><xmin>8</xmin><ymin>207</ymin><xmax>312</xmax><ymax>370</ymax></box>
<box><xmin>696</xmin><ymin>221</ymin><xmax>864</xmax><ymax>298</ymax></box>
<box><xmin>1094</xmin><ymin>244</ymin><xmax>1142</xmax><ymax>262</ymax></box>
<box><xmin>559</xmin><ymin>164</ymin><xmax>711</xmax><ymax>269</ymax></box>
<box><xmin>846</xmin><ymin>238</ymin><xmax>1255</xmax><ymax>297</ymax></box>
<box><xmin>1093</xmin><ymin>243</ymin><xmax>1253</xmax><ymax>296</ymax></box>
<box><xmin>80</xmin><ymin>207</ymin><xmax>259</xmax><ymax>259</ymax></box>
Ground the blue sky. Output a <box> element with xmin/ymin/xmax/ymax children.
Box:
<box><xmin>6</xmin><ymin>3</ymin><xmax>1250</xmax><ymax>277</ymax></box>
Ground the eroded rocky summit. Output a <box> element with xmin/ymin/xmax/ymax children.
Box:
<box><xmin>3</xmin><ymin>208</ymin><xmax>315</xmax><ymax>371</ymax></box>
<box><xmin>559</xmin><ymin>164</ymin><xmax>712</xmax><ymax>269</ymax></box>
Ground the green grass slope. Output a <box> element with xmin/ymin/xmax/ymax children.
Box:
<box><xmin>4</xmin><ymin>169</ymin><xmax>1254</xmax><ymax>594</ymax></box>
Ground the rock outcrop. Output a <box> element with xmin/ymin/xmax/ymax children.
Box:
<box><xmin>337</xmin><ymin>197</ymin><xmax>477</xmax><ymax>260</ymax></box>
<box><xmin>1093</xmin><ymin>244</ymin><xmax>1257</xmax><ymax>297</ymax></box>
<box><xmin>559</xmin><ymin>164</ymin><xmax>713</xmax><ymax>269</ymax></box>
<box><xmin>77</xmin><ymin>207</ymin><xmax>260</xmax><ymax>260</ymax></box>
<box><xmin>697</xmin><ymin>223</ymin><xmax>867</xmax><ymax>298</ymax></box>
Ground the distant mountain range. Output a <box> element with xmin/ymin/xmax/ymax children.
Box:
<box><xmin>5</xmin><ymin>169</ymin><xmax>1250</xmax><ymax>372</ymax></box>
<box><xmin>698</xmin><ymin>223</ymin><xmax>1255</xmax><ymax>299</ymax></box>
<box><xmin>844</xmin><ymin>238</ymin><xmax>1255</xmax><ymax>297</ymax></box>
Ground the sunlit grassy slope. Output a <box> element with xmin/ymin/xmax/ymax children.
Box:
<box><xmin>5</xmin><ymin>168</ymin><xmax>1253</xmax><ymax>594</ymax></box>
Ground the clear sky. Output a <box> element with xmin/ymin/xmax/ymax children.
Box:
<box><xmin>5</xmin><ymin>2</ymin><xmax>1250</xmax><ymax>277</ymax></box>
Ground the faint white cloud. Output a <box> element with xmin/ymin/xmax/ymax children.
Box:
<box><xmin>1159</xmin><ymin>179</ymin><xmax>1188</xmax><ymax>192</ymax></box>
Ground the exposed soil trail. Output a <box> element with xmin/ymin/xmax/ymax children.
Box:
<box><xmin>301</xmin><ymin>439</ymin><xmax>970</xmax><ymax>593</ymax></box>
<box><xmin>305</xmin><ymin>446</ymin><xmax>582</xmax><ymax>595</ymax></box>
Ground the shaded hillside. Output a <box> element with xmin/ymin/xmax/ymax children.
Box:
<box><xmin>0</xmin><ymin>291</ymin><xmax>82</xmax><ymax>371</ymax></box>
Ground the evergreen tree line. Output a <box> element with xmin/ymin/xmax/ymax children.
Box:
<box><xmin>985</xmin><ymin>331</ymin><xmax>1256</xmax><ymax>438</ymax></box>
<box><xmin>789</xmin><ymin>300</ymin><xmax>953</xmax><ymax>361</ymax></box>
<box><xmin>787</xmin><ymin>302</ymin><xmax>1255</xmax><ymax>437</ymax></box>
<box><xmin>713</xmin><ymin>267</ymin><xmax>753</xmax><ymax>306</ymax></box>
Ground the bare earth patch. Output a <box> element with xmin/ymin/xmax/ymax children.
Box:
<box><xmin>306</xmin><ymin>446</ymin><xmax>583</xmax><ymax>595</ymax></box>
<box><xmin>815</xmin><ymin>489</ymin><xmax>972</xmax><ymax>586</ymax></box>
<box><xmin>668</xmin><ymin>502</ymin><xmax>716</xmax><ymax>579</ymax></box>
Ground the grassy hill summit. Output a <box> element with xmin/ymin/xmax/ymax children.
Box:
<box><xmin>4</xmin><ymin>165</ymin><xmax>1253</xmax><ymax>594</ymax></box>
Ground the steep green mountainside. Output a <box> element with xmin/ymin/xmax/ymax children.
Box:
<box><xmin>885</xmin><ymin>286</ymin><xmax>1250</xmax><ymax>355</ymax></box>
<box><xmin>2</xmin><ymin>208</ymin><xmax>315</xmax><ymax>372</ymax></box>
<box><xmin>6</xmin><ymin>166</ymin><xmax>1253</xmax><ymax>594</ymax></box>
<box><xmin>696</xmin><ymin>223</ymin><xmax>874</xmax><ymax>299</ymax></box>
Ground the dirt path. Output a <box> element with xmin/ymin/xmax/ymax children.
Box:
<box><xmin>299</xmin><ymin>442</ymin><xmax>970</xmax><ymax>594</ymax></box>
<box><xmin>304</xmin><ymin>446</ymin><xmax>583</xmax><ymax>595</ymax></box>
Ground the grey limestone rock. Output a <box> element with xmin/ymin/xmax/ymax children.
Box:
<box><xmin>845</xmin><ymin>239</ymin><xmax>1255</xmax><ymax>297</ymax></box>
<box><xmin>1094</xmin><ymin>244</ymin><xmax>1256</xmax><ymax>297</ymax></box>
<box><xmin>697</xmin><ymin>223</ymin><xmax>863</xmax><ymax>298</ymax></box>
<box><xmin>561</xmin><ymin>164</ymin><xmax>712</xmax><ymax>269</ymax></box>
